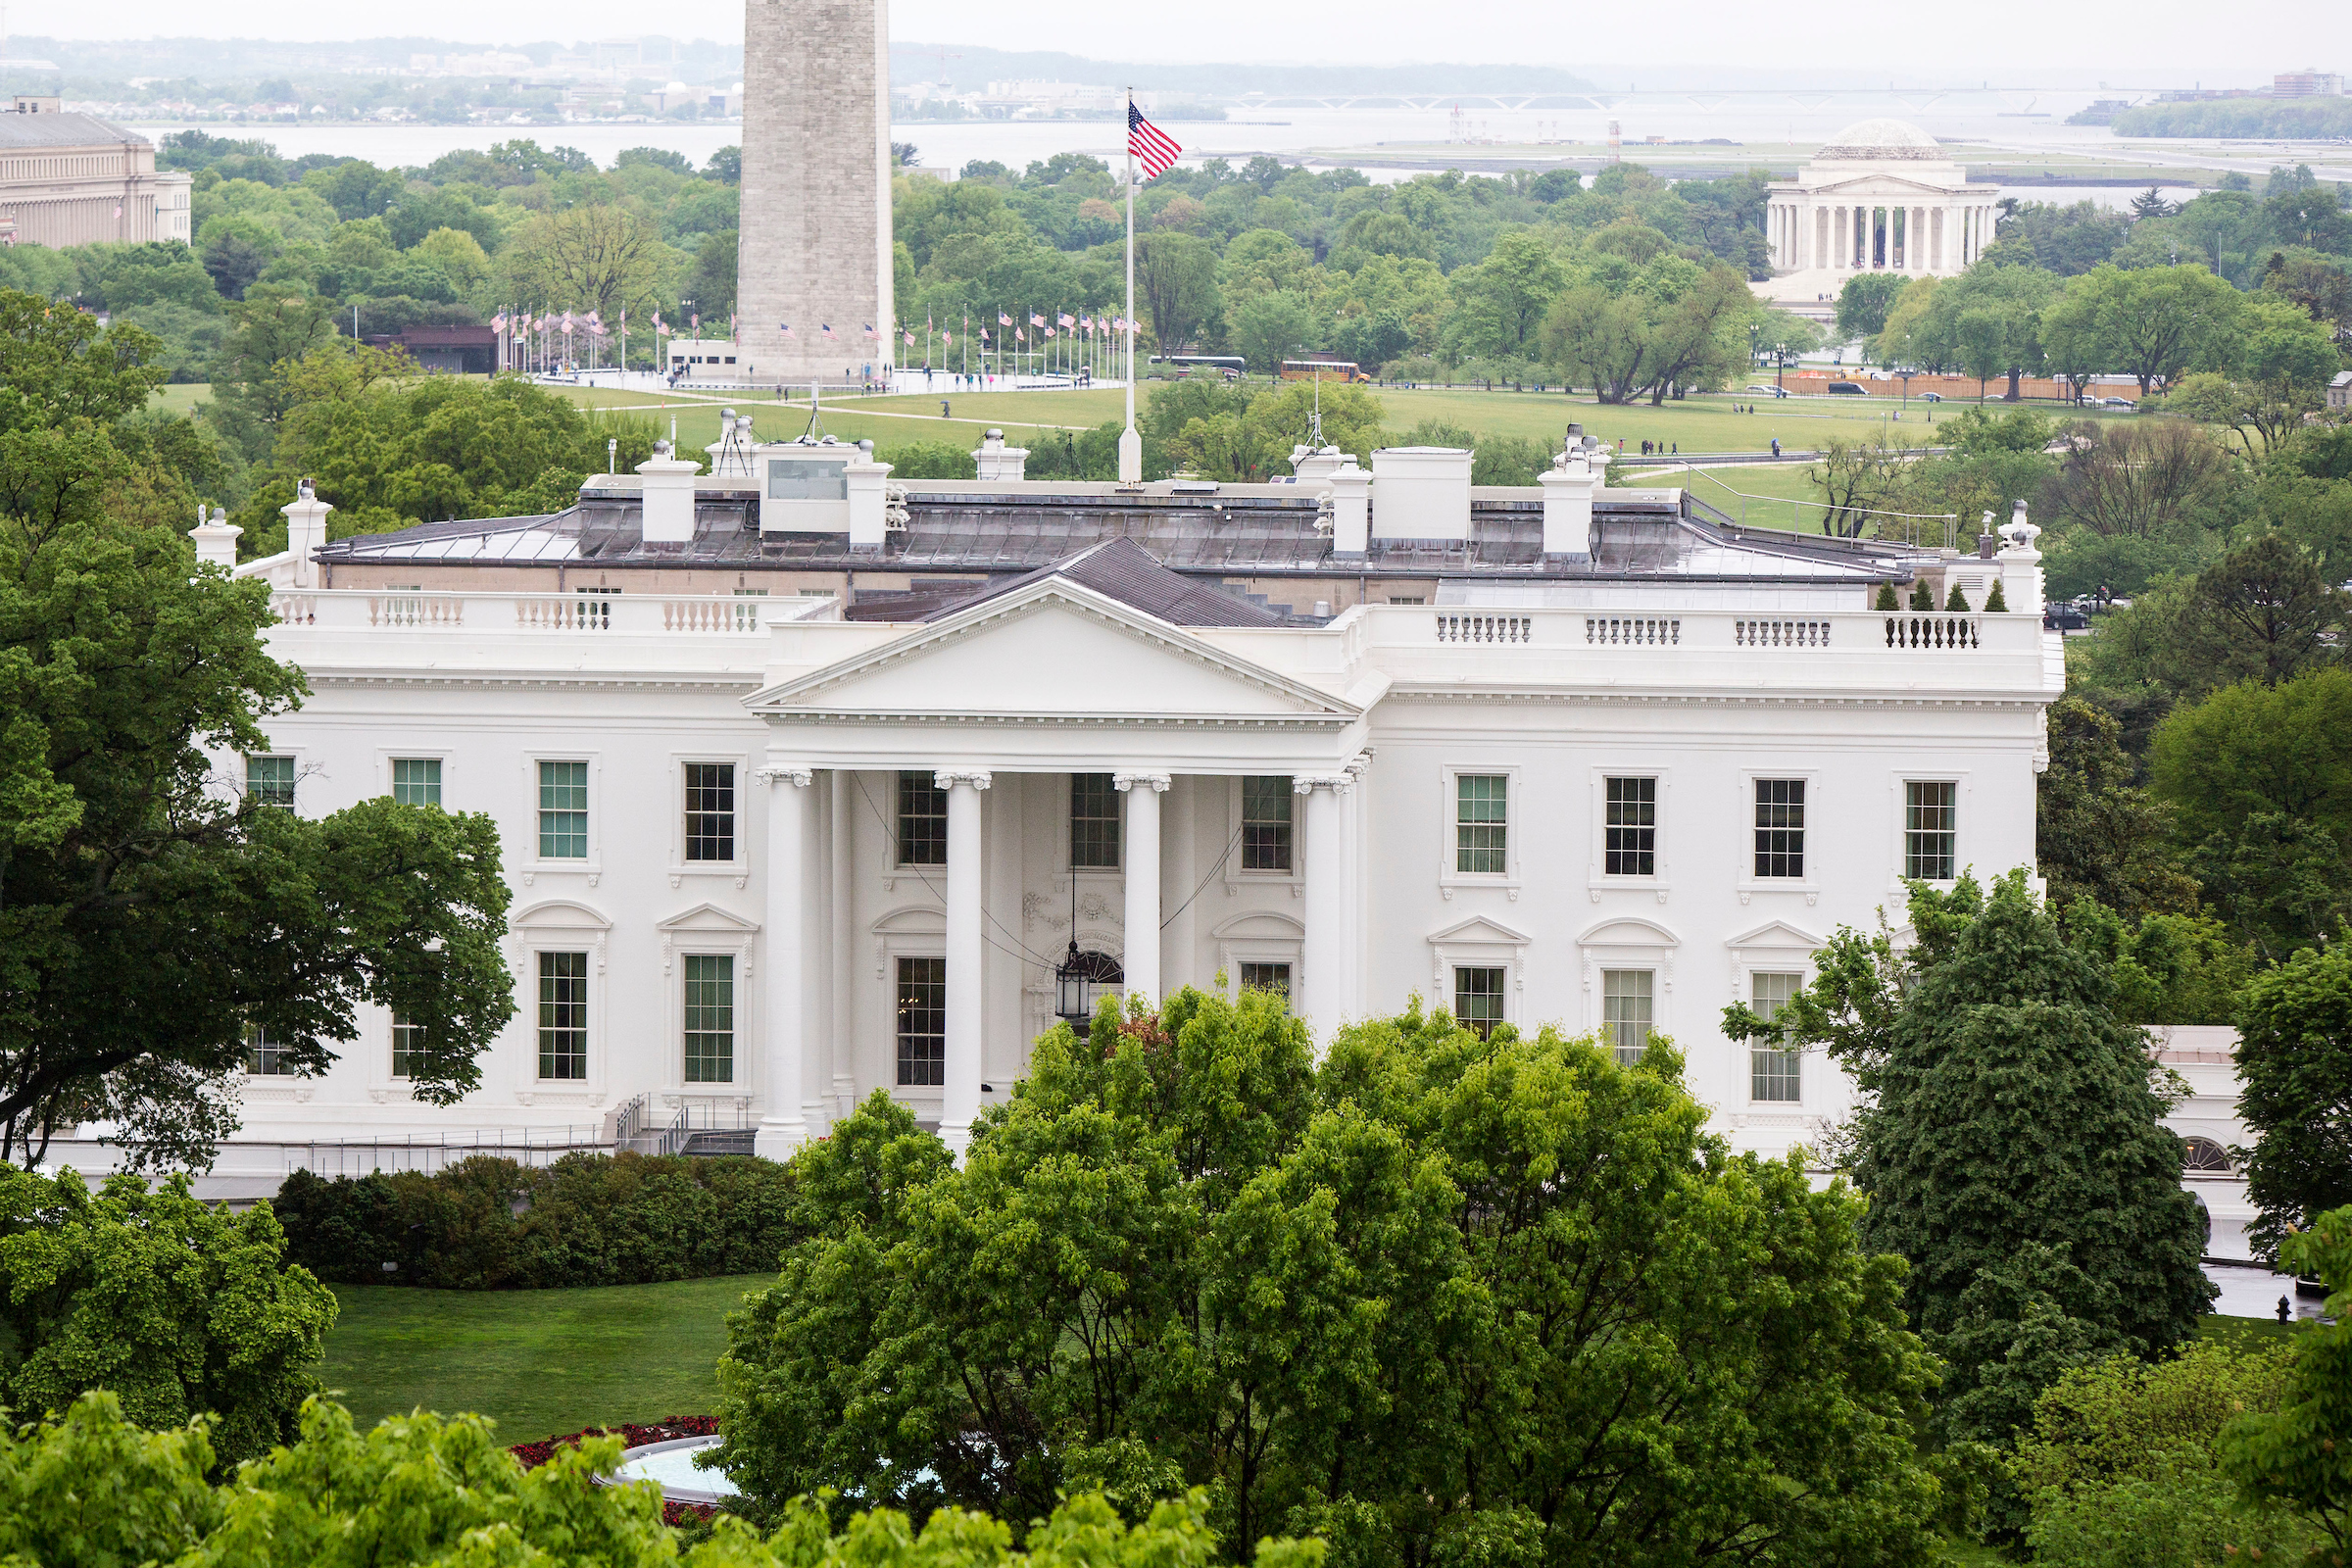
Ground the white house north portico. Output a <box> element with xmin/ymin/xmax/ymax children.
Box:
<box><xmin>192</xmin><ymin>449</ymin><xmax>2065</xmax><ymax>1176</ymax></box>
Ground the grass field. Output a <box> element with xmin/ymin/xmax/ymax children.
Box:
<box><xmin>321</xmin><ymin>1274</ymin><xmax>767</xmax><ymax>1441</ymax></box>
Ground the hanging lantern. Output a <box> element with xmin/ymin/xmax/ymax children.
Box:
<box><xmin>1054</xmin><ymin>940</ymin><xmax>1122</xmax><ymax>1026</ymax></box>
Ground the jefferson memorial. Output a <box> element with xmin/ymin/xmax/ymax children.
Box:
<box><xmin>159</xmin><ymin>433</ymin><xmax>2061</xmax><ymax>1177</ymax></box>
<box><xmin>1757</xmin><ymin>119</ymin><xmax>2004</xmax><ymax>306</ymax></box>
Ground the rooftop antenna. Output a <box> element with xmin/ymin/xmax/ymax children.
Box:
<box><xmin>1307</xmin><ymin>370</ymin><xmax>1324</xmax><ymax>448</ymax></box>
<box><xmin>799</xmin><ymin>381</ymin><xmax>828</xmax><ymax>443</ymax></box>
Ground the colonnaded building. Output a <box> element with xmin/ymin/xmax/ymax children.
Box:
<box><xmin>173</xmin><ymin>429</ymin><xmax>2066</xmax><ymax>1183</ymax></box>
<box><xmin>1757</xmin><ymin>118</ymin><xmax>2003</xmax><ymax>308</ymax></box>
<box><xmin>0</xmin><ymin>95</ymin><xmax>192</xmax><ymax>248</ymax></box>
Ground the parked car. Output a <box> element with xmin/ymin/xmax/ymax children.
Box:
<box><xmin>1742</xmin><ymin>384</ymin><xmax>1789</xmax><ymax>398</ymax></box>
<box><xmin>1825</xmin><ymin>381</ymin><xmax>1868</xmax><ymax>395</ymax></box>
<box><xmin>1919</xmin><ymin>391</ymin><xmax>1943</xmax><ymax>403</ymax></box>
<box><xmin>2044</xmin><ymin>602</ymin><xmax>2090</xmax><ymax>632</ymax></box>
<box><xmin>2098</xmin><ymin>396</ymin><xmax>2135</xmax><ymax>410</ymax></box>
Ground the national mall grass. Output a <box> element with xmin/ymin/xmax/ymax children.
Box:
<box><xmin>320</xmin><ymin>1274</ymin><xmax>768</xmax><ymax>1441</ymax></box>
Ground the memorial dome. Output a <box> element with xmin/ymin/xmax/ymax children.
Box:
<box><xmin>1814</xmin><ymin>119</ymin><xmax>1945</xmax><ymax>162</ymax></box>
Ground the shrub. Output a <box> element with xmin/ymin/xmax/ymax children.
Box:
<box><xmin>272</xmin><ymin>1152</ymin><xmax>798</xmax><ymax>1290</ymax></box>
<box><xmin>0</xmin><ymin>1168</ymin><xmax>336</xmax><ymax>1468</ymax></box>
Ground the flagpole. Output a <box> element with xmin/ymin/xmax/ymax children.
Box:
<box><xmin>1118</xmin><ymin>87</ymin><xmax>1142</xmax><ymax>484</ymax></box>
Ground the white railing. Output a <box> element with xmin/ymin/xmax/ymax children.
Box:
<box><xmin>270</xmin><ymin>590</ymin><xmax>830</xmax><ymax>634</ymax></box>
<box><xmin>1883</xmin><ymin>612</ymin><xmax>1981</xmax><ymax>650</ymax></box>
<box><xmin>1436</xmin><ymin>613</ymin><xmax>1533</xmax><ymax>644</ymax></box>
<box><xmin>1734</xmin><ymin>618</ymin><xmax>1832</xmax><ymax>647</ymax></box>
<box><xmin>1586</xmin><ymin>615</ymin><xmax>1682</xmax><ymax>645</ymax></box>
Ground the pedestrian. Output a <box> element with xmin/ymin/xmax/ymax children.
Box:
<box><xmin>942</xmin><ymin>399</ymin><xmax>951</xmax><ymax>418</ymax></box>
<box><xmin>1671</xmin><ymin>441</ymin><xmax>1677</xmax><ymax>455</ymax></box>
<box><xmin>1771</xmin><ymin>437</ymin><xmax>1781</xmax><ymax>458</ymax></box>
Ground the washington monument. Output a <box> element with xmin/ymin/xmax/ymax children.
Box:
<box><xmin>737</xmin><ymin>0</ymin><xmax>894</xmax><ymax>383</ymax></box>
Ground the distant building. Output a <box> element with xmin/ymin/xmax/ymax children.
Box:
<box><xmin>1756</xmin><ymin>119</ymin><xmax>2004</xmax><ymax>310</ymax></box>
<box><xmin>364</xmin><ymin>325</ymin><xmax>498</xmax><ymax>374</ymax></box>
<box><xmin>0</xmin><ymin>96</ymin><xmax>191</xmax><ymax>249</ymax></box>
<box><xmin>2274</xmin><ymin>70</ymin><xmax>2346</xmax><ymax>97</ymax></box>
<box><xmin>2329</xmin><ymin>370</ymin><xmax>2352</xmax><ymax>413</ymax></box>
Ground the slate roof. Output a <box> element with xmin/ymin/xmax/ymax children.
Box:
<box><xmin>860</xmin><ymin>537</ymin><xmax>1299</xmax><ymax>627</ymax></box>
<box><xmin>315</xmin><ymin>478</ymin><xmax>1927</xmax><ymax>591</ymax></box>
<box><xmin>0</xmin><ymin>112</ymin><xmax>147</xmax><ymax>149</ymax></box>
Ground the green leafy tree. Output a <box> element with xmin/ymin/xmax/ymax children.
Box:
<box><xmin>2059</xmin><ymin>264</ymin><xmax>2245</xmax><ymax>396</ymax></box>
<box><xmin>2234</xmin><ymin>949</ymin><xmax>2352</xmax><ymax>1255</ymax></box>
<box><xmin>716</xmin><ymin>992</ymin><xmax>1944</xmax><ymax>1566</ymax></box>
<box><xmin>1229</xmin><ymin>289</ymin><xmax>1316</xmax><ymax>375</ymax></box>
<box><xmin>2036</xmin><ymin>697</ymin><xmax>2200</xmax><ymax>918</ymax></box>
<box><xmin>0</xmin><ymin>296</ymin><xmax>169</xmax><ymax>431</ymax></box>
<box><xmin>1835</xmin><ymin>271</ymin><xmax>1911</xmax><ymax>341</ymax></box>
<box><xmin>2222</xmin><ymin>1203</ymin><xmax>2352</xmax><ymax>1557</ymax></box>
<box><xmin>2170</xmin><ymin>534</ymin><xmax>2348</xmax><ymax>692</ymax></box>
<box><xmin>1728</xmin><ymin>873</ymin><xmax>2215</xmax><ymax>1449</ymax></box>
<box><xmin>0</xmin><ymin>1168</ymin><xmax>335</xmax><ymax>1466</ymax></box>
<box><xmin>1136</xmin><ymin>231</ymin><xmax>1221</xmax><ymax>354</ymax></box>
<box><xmin>0</xmin><ymin>486</ymin><xmax>516</xmax><ymax>1166</ymax></box>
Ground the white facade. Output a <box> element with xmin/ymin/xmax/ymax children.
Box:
<box><xmin>1756</xmin><ymin>119</ymin><xmax>2003</xmax><ymax>309</ymax></box>
<box><xmin>215</xmin><ymin>517</ymin><xmax>2061</xmax><ymax>1169</ymax></box>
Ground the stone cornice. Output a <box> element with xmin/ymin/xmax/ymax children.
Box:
<box><xmin>1382</xmin><ymin>685</ymin><xmax>2051</xmax><ymax>710</ymax></box>
<box><xmin>759</xmin><ymin>710</ymin><xmax>1355</xmax><ymax>729</ymax></box>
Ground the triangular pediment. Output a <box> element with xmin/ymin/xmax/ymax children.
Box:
<box><xmin>745</xmin><ymin>578</ymin><xmax>1355</xmax><ymax>724</ymax></box>
<box><xmin>1429</xmin><ymin>914</ymin><xmax>1533</xmax><ymax>947</ymax></box>
<box><xmin>1726</xmin><ymin>918</ymin><xmax>1823</xmax><ymax>951</ymax></box>
<box><xmin>658</xmin><ymin>902</ymin><xmax>760</xmax><ymax>933</ymax></box>
<box><xmin>1803</xmin><ymin>172</ymin><xmax>1970</xmax><ymax>197</ymax></box>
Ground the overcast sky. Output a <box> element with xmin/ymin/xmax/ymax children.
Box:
<box><xmin>29</xmin><ymin>0</ymin><xmax>2337</xmax><ymax>80</ymax></box>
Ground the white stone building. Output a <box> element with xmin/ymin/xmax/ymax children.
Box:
<box><xmin>1756</xmin><ymin>119</ymin><xmax>2004</xmax><ymax>308</ymax></box>
<box><xmin>0</xmin><ymin>96</ymin><xmax>194</xmax><ymax>250</ymax></box>
<box><xmin>174</xmin><ymin>442</ymin><xmax>2067</xmax><ymax>1177</ymax></box>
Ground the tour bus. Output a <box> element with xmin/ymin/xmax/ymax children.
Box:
<box><xmin>1280</xmin><ymin>359</ymin><xmax>1372</xmax><ymax>383</ymax></box>
<box><xmin>1150</xmin><ymin>354</ymin><xmax>1246</xmax><ymax>380</ymax></box>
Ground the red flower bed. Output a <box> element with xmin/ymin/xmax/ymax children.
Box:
<box><xmin>509</xmin><ymin>1416</ymin><xmax>725</xmax><ymax>1526</ymax></box>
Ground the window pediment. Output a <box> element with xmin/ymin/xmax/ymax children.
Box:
<box><xmin>657</xmin><ymin>902</ymin><xmax>761</xmax><ymax>934</ymax></box>
<box><xmin>512</xmin><ymin>898</ymin><xmax>611</xmax><ymax>930</ymax></box>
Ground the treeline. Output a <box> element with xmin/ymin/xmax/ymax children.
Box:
<box><xmin>2113</xmin><ymin>97</ymin><xmax>2352</xmax><ymax>139</ymax></box>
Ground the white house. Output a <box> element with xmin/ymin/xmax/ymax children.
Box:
<box><xmin>170</xmin><ymin>443</ymin><xmax>2064</xmax><ymax>1179</ymax></box>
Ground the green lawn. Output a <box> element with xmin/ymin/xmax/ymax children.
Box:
<box><xmin>151</xmin><ymin>382</ymin><xmax>212</xmax><ymax>417</ymax></box>
<box><xmin>2197</xmin><ymin>1312</ymin><xmax>2297</xmax><ymax>1352</ymax></box>
<box><xmin>321</xmin><ymin>1274</ymin><xmax>767</xmax><ymax>1442</ymax></box>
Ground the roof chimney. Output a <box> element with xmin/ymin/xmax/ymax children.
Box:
<box><xmin>280</xmin><ymin>479</ymin><xmax>332</xmax><ymax>588</ymax></box>
<box><xmin>972</xmin><ymin>428</ymin><xmax>1029</xmax><ymax>482</ymax></box>
<box><xmin>191</xmin><ymin>505</ymin><xmax>241</xmax><ymax>571</ymax></box>
<box><xmin>637</xmin><ymin>441</ymin><xmax>703</xmax><ymax>546</ymax></box>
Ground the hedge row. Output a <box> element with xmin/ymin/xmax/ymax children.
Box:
<box><xmin>272</xmin><ymin>1152</ymin><xmax>797</xmax><ymax>1289</ymax></box>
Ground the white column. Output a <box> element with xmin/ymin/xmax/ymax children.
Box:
<box><xmin>755</xmin><ymin>766</ymin><xmax>815</xmax><ymax>1160</ymax></box>
<box><xmin>1114</xmin><ymin>772</ymin><xmax>1168</xmax><ymax>1003</ymax></box>
<box><xmin>1913</xmin><ymin>206</ymin><xmax>1927</xmax><ymax>272</ymax></box>
<box><xmin>828</xmin><ymin>772</ymin><xmax>857</xmax><ymax>1118</ymax></box>
<box><xmin>1298</xmin><ymin>774</ymin><xmax>1349</xmax><ymax>1044</ymax></box>
<box><xmin>938</xmin><ymin>768</ymin><xmax>991</xmax><ymax>1159</ymax></box>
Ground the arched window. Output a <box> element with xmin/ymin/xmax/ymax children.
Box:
<box><xmin>1055</xmin><ymin>949</ymin><xmax>1123</xmax><ymax>1026</ymax></box>
<box><xmin>2181</xmin><ymin>1136</ymin><xmax>2233</xmax><ymax>1174</ymax></box>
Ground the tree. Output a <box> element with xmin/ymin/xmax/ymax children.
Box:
<box><xmin>716</xmin><ymin>994</ymin><xmax>1943</xmax><ymax>1566</ymax></box>
<box><xmin>1909</xmin><ymin>259</ymin><xmax>2055</xmax><ymax>401</ymax></box>
<box><xmin>2233</xmin><ymin>950</ymin><xmax>2352</xmax><ymax>1255</ymax></box>
<box><xmin>1537</xmin><ymin>259</ymin><xmax>1755</xmax><ymax>406</ymax></box>
<box><xmin>2151</xmin><ymin>669</ymin><xmax>2352</xmax><ymax>955</ymax></box>
<box><xmin>2043</xmin><ymin>417</ymin><xmax>2229</xmax><ymax>541</ymax></box>
<box><xmin>2036</xmin><ymin>697</ymin><xmax>2199</xmax><ymax>918</ymax></box>
<box><xmin>2169</xmin><ymin>534</ymin><xmax>2348</xmax><ymax>691</ymax></box>
<box><xmin>2062</xmin><ymin>264</ymin><xmax>2243</xmax><ymax>396</ymax></box>
<box><xmin>0</xmin><ymin>296</ymin><xmax>169</xmax><ymax>431</ymax></box>
<box><xmin>499</xmin><ymin>204</ymin><xmax>666</xmax><ymax>325</ymax></box>
<box><xmin>1135</xmin><ymin>231</ymin><xmax>1220</xmax><ymax>354</ymax></box>
<box><xmin>0</xmin><ymin>1394</ymin><xmax>1299</xmax><ymax>1568</ymax></box>
<box><xmin>0</xmin><ymin>1168</ymin><xmax>334</xmax><ymax>1467</ymax></box>
<box><xmin>1229</xmin><ymin>289</ymin><xmax>1316</xmax><ymax>375</ymax></box>
<box><xmin>0</xmin><ymin>491</ymin><xmax>516</xmax><ymax>1166</ymax></box>
<box><xmin>1835</xmin><ymin>271</ymin><xmax>1910</xmax><ymax>341</ymax></box>
<box><xmin>2222</xmin><ymin>1203</ymin><xmax>2352</xmax><ymax>1557</ymax></box>
<box><xmin>1728</xmin><ymin>872</ymin><xmax>2215</xmax><ymax>1448</ymax></box>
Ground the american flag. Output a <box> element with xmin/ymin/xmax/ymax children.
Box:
<box><xmin>999</xmin><ymin>312</ymin><xmax>1011</xmax><ymax>326</ymax></box>
<box><xmin>905</xmin><ymin>329</ymin><xmax>916</xmax><ymax>345</ymax></box>
<box><xmin>821</xmin><ymin>323</ymin><xmax>836</xmax><ymax>340</ymax></box>
<box><xmin>780</xmin><ymin>323</ymin><xmax>794</xmax><ymax>337</ymax></box>
<box><xmin>491</xmin><ymin>313</ymin><xmax>508</xmax><ymax>332</ymax></box>
<box><xmin>864</xmin><ymin>323</ymin><xmax>878</xmax><ymax>339</ymax></box>
<box><xmin>980</xmin><ymin>327</ymin><xmax>991</xmax><ymax>342</ymax></box>
<box><xmin>942</xmin><ymin>330</ymin><xmax>953</xmax><ymax>346</ymax></box>
<box><xmin>1058</xmin><ymin>312</ymin><xmax>1074</xmax><ymax>327</ymax></box>
<box><xmin>1128</xmin><ymin>103</ymin><xmax>1181</xmax><ymax>178</ymax></box>
<box><xmin>1030</xmin><ymin>312</ymin><xmax>1044</xmax><ymax>327</ymax></box>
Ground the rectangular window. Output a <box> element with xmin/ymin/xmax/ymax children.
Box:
<box><xmin>1753</xmin><ymin>779</ymin><xmax>1805</xmax><ymax>879</ymax></box>
<box><xmin>537</xmin><ymin>951</ymin><xmax>588</xmax><ymax>1080</ymax></box>
<box><xmin>538</xmin><ymin>760</ymin><xmax>588</xmax><ymax>859</ymax></box>
<box><xmin>1238</xmin><ymin>961</ymin><xmax>1291</xmax><ymax>1004</ymax></box>
<box><xmin>897</xmin><ymin>771</ymin><xmax>947</xmax><ymax>866</ymax></box>
<box><xmin>244</xmin><ymin>1023</ymin><xmax>294</xmax><ymax>1075</ymax></box>
<box><xmin>247</xmin><ymin>755</ymin><xmax>295</xmax><ymax>810</ymax></box>
<box><xmin>1453</xmin><ymin>965</ymin><xmax>1506</xmax><ymax>1040</ymax></box>
<box><xmin>391</xmin><ymin>1013</ymin><xmax>423</xmax><ymax>1079</ymax></box>
<box><xmin>1905</xmin><ymin>780</ymin><xmax>1957</xmax><ymax>881</ymax></box>
<box><xmin>1602</xmin><ymin>969</ymin><xmax>1653</xmax><ymax>1065</ymax></box>
<box><xmin>1241</xmin><ymin>776</ymin><xmax>1294</xmax><ymax>872</ymax></box>
<box><xmin>684</xmin><ymin>762</ymin><xmax>736</xmax><ymax>862</ymax></box>
<box><xmin>683</xmin><ymin>954</ymin><xmax>735</xmax><ymax>1084</ymax></box>
<box><xmin>1750</xmin><ymin>971</ymin><xmax>1803</xmax><ymax>1102</ymax></box>
<box><xmin>1455</xmin><ymin>774</ymin><xmax>1507</xmax><ymax>875</ymax></box>
<box><xmin>896</xmin><ymin>956</ymin><xmax>946</xmax><ymax>1087</ymax></box>
<box><xmin>1071</xmin><ymin>773</ymin><xmax>1121</xmax><ymax>869</ymax></box>
<box><xmin>391</xmin><ymin>758</ymin><xmax>442</xmax><ymax>808</ymax></box>
<box><xmin>1604</xmin><ymin>776</ymin><xmax>1655</xmax><ymax>876</ymax></box>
